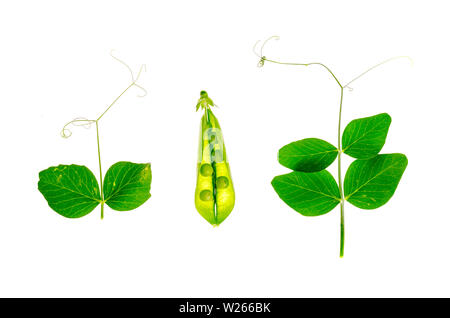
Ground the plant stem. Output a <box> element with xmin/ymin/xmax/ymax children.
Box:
<box><xmin>96</xmin><ymin>120</ymin><xmax>104</xmax><ymax>219</ymax></box>
<box><xmin>96</xmin><ymin>83</ymin><xmax>136</xmax><ymax>220</ymax></box>
<box><xmin>337</xmin><ymin>87</ymin><xmax>345</xmax><ymax>257</ymax></box>
<box><xmin>263</xmin><ymin>59</ymin><xmax>343</xmax><ymax>86</ymax></box>
<box><xmin>97</xmin><ymin>83</ymin><xmax>135</xmax><ymax>121</ymax></box>
<box><xmin>95</xmin><ymin>83</ymin><xmax>137</xmax><ymax>220</ymax></box>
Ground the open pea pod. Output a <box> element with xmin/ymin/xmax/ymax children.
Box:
<box><xmin>195</xmin><ymin>91</ymin><xmax>235</xmax><ymax>225</ymax></box>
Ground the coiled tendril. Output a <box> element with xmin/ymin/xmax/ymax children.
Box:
<box><xmin>60</xmin><ymin>50</ymin><xmax>147</xmax><ymax>138</ymax></box>
<box><xmin>253</xmin><ymin>35</ymin><xmax>413</xmax><ymax>91</ymax></box>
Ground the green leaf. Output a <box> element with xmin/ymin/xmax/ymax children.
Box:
<box><xmin>342</xmin><ymin>113</ymin><xmax>391</xmax><ymax>159</ymax></box>
<box><xmin>344</xmin><ymin>153</ymin><xmax>407</xmax><ymax>209</ymax></box>
<box><xmin>103</xmin><ymin>161</ymin><xmax>152</xmax><ymax>211</ymax></box>
<box><xmin>278</xmin><ymin>138</ymin><xmax>338</xmax><ymax>172</ymax></box>
<box><xmin>38</xmin><ymin>164</ymin><xmax>101</xmax><ymax>218</ymax></box>
<box><xmin>271</xmin><ymin>170</ymin><xmax>341</xmax><ymax>216</ymax></box>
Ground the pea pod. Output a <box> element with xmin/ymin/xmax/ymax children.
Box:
<box><xmin>195</xmin><ymin>91</ymin><xmax>235</xmax><ymax>225</ymax></box>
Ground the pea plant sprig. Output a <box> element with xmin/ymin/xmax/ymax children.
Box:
<box><xmin>38</xmin><ymin>51</ymin><xmax>152</xmax><ymax>219</ymax></box>
<box><xmin>255</xmin><ymin>36</ymin><xmax>410</xmax><ymax>257</ymax></box>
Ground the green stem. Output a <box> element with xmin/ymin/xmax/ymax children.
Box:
<box><xmin>95</xmin><ymin>83</ymin><xmax>137</xmax><ymax>220</ymax></box>
<box><xmin>97</xmin><ymin>83</ymin><xmax>135</xmax><ymax>121</ymax></box>
<box><xmin>337</xmin><ymin>87</ymin><xmax>345</xmax><ymax>257</ymax></box>
<box><xmin>96</xmin><ymin>121</ymin><xmax>104</xmax><ymax>219</ymax></box>
<box><xmin>263</xmin><ymin>59</ymin><xmax>343</xmax><ymax>87</ymax></box>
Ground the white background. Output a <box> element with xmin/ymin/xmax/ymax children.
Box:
<box><xmin>0</xmin><ymin>0</ymin><xmax>448</xmax><ymax>297</ymax></box>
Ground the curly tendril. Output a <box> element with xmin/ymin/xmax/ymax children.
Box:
<box><xmin>253</xmin><ymin>35</ymin><xmax>280</xmax><ymax>67</ymax></box>
<box><xmin>60</xmin><ymin>51</ymin><xmax>147</xmax><ymax>138</ymax></box>
<box><xmin>253</xmin><ymin>36</ymin><xmax>413</xmax><ymax>90</ymax></box>
<box><xmin>61</xmin><ymin>118</ymin><xmax>96</xmax><ymax>138</ymax></box>
<box><xmin>343</xmin><ymin>56</ymin><xmax>414</xmax><ymax>90</ymax></box>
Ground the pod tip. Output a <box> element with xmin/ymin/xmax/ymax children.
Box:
<box><xmin>196</xmin><ymin>90</ymin><xmax>215</xmax><ymax>111</ymax></box>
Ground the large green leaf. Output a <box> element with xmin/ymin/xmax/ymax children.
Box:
<box><xmin>38</xmin><ymin>164</ymin><xmax>101</xmax><ymax>218</ymax></box>
<box><xmin>278</xmin><ymin>138</ymin><xmax>338</xmax><ymax>172</ymax></box>
<box><xmin>344</xmin><ymin>153</ymin><xmax>407</xmax><ymax>209</ymax></box>
<box><xmin>342</xmin><ymin>113</ymin><xmax>391</xmax><ymax>159</ymax></box>
<box><xmin>271</xmin><ymin>170</ymin><xmax>341</xmax><ymax>216</ymax></box>
<box><xmin>103</xmin><ymin>161</ymin><xmax>152</xmax><ymax>211</ymax></box>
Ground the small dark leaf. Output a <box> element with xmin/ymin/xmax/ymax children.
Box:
<box><xmin>344</xmin><ymin>153</ymin><xmax>407</xmax><ymax>209</ymax></box>
<box><xmin>342</xmin><ymin>113</ymin><xmax>391</xmax><ymax>159</ymax></box>
<box><xmin>278</xmin><ymin>138</ymin><xmax>338</xmax><ymax>172</ymax></box>
<box><xmin>38</xmin><ymin>164</ymin><xmax>101</xmax><ymax>218</ymax></box>
<box><xmin>272</xmin><ymin>170</ymin><xmax>341</xmax><ymax>216</ymax></box>
<box><xmin>103</xmin><ymin>161</ymin><xmax>152</xmax><ymax>211</ymax></box>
